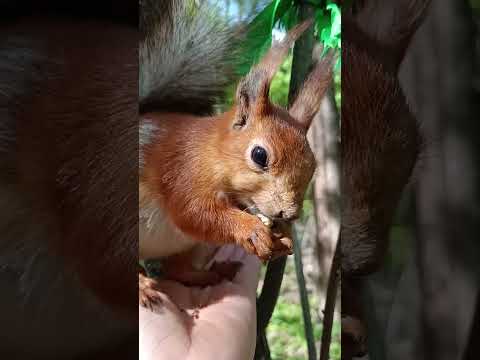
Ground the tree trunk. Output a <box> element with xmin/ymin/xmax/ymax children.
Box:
<box><xmin>309</xmin><ymin>87</ymin><xmax>340</xmax><ymax>295</ymax></box>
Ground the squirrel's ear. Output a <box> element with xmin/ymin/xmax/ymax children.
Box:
<box><xmin>234</xmin><ymin>69</ymin><xmax>270</xmax><ymax>129</ymax></box>
<box><xmin>233</xmin><ymin>20</ymin><xmax>314</xmax><ymax>129</ymax></box>
<box><xmin>289</xmin><ymin>51</ymin><xmax>335</xmax><ymax>130</ymax></box>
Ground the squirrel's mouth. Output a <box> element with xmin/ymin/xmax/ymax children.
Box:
<box><xmin>234</xmin><ymin>197</ymin><xmax>261</xmax><ymax>215</ymax></box>
<box><xmin>234</xmin><ymin>197</ymin><xmax>274</xmax><ymax>227</ymax></box>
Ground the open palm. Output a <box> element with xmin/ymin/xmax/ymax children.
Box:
<box><xmin>139</xmin><ymin>245</ymin><xmax>261</xmax><ymax>360</ymax></box>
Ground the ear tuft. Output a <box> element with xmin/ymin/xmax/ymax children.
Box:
<box><xmin>289</xmin><ymin>50</ymin><xmax>335</xmax><ymax>130</ymax></box>
<box><xmin>233</xmin><ymin>20</ymin><xmax>314</xmax><ymax>127</ymax></box>
<box><xmin>234</xmin><ymin>69</ymin><xmax>270</xmax><ymax>128</ymax></box>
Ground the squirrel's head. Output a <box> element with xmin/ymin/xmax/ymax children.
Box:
<box><xmin>221</xmin><ymin>100</ymin><xmax>316</xmax><ymax>221</ymax></box>
<box><xmin>218</xmin><ymin>21</ymin><xmax>334</xmax><ymax>221</ymax></box>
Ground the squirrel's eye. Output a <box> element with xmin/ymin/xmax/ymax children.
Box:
<box><xmin>251</xmin><ymin>146</ymin><xmax>268</xmax><ymax>169</ymax></box>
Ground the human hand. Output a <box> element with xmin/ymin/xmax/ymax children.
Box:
<box><xmin>139</xmin><ymin>245</ymin><xmax>261</xmax><ymax>360</ymax></box>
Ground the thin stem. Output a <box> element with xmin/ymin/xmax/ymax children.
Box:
<box><xmin>319</xmin><ymin>232</ymin><xmax>340</xmax><ymax>360</ymax></box>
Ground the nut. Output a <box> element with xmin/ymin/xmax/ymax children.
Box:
<box><xmin>257</xmin><ymin>213</ymin><xmax>273</xmax><ymax>228</ymax></box>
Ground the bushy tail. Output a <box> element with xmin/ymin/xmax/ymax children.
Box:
<box><xmin>139</xmin><ymin>0</ymin><xmax>237</xmax><ymax>115</ymax></box>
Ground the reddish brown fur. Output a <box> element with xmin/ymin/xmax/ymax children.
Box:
<box><xmin>141</xmin><ymin>106</ymin><xmax>314</xmax><ymax>259</ymax></box>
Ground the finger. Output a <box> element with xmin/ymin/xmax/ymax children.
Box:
<box><xmin>191</xmin><ymin>286</ymin><xmax>213</xmax><ymax>309</ymax></box>
<box><xmin>153</xmin><ymin>279</ymin><xmax>195</xmax><ymax>309</ymax></box>
<box><xmin>201</xmin><ymin>245</ymin><xmax>261</xmax><ymax>296</ymax></box>
<box><xmin>210</xmin><ymin>261</ymin><xmax>243</xmax><ymax>281</ymax></box>
<box><xmin>207</xmin><ymin>244</ymin><xmax>238</xmax><ymax>265</ymax></box>
<box><xmin>230</xmin><ymin>250</ymin><xmax>261</xmax><ymax>295</ymax></box>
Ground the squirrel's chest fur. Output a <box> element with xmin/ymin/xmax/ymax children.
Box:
<box><xmin>139</xmin><ymin>183</ymin><xmax>196</xmax><ymax>259</ymax></box>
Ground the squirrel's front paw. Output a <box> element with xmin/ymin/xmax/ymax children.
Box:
<box><xmin>234</xmin><ymin>213</ymin><xmax>294</xmax><ymax>261</ymax></box>
<box><xmin>251</xmin><ymin>225</ymin><xmax>276</xmax><ymax>260</ymax></box>
<box><xmin>270</xmin><ymin>222</ymin><xmax>294</xmax><ymax>259</ymax></box>
<box><xmin>139</xmin><ymin>273</ymin><xmax>163</xmax><ymax>312</ymax></box>
<box><xmin>239</xmin><ymin>223</ymin><xmax>275</xmax><ymax>261</ymax></box>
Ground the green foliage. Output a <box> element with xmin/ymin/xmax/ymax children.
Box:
<box><xmin>237</xmin><ymin>0</ymin><xmax>342</xmax><ymax>76</ymax></box>
<box><xmin>317</xmin><ymin>1</ymin><xmax>341</xmax><ymax>70</ymax></box>
<box><xmin>219</xmin><ymin>0</ymin><xmax>342</xmax><ymax>113</ymax></box>
<box><xmin>471</xmin><ymin>0</ymin><xmax>480</xmax><ymax>9</ymax></box>
<box><xmin>267</xmin><ymin>299</ymin><xmax>341</xmax><ymax>360</ymax></box>
<box><xmin>315</xmin><ymin>1</ymin><xmax>341</xmax><ymax>50</ymax></box>
<box><xmin>330</xmin><ymin>320</ymin><xmax>341</xmax><ymax>360</ymax></box>
<box><xmin>260</xmin><ymin>255</ymin><xmax>341</xmax><ymax>360</ymax></box>
<box><xmin>268</xmin><ymin>300</ymin><xmax>318</xmax><ymax>360</ymax></box>
<box><xmin>236</xmin><ymin>0</ymin><xmax>294</xmax><ymax>75</ymax></box>
<box><xmin>269</xmin><ymin>55</ymin><xmax>292</xmax><ymax>107</ymax></box>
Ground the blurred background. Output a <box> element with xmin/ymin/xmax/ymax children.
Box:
<box><xmin>354</xmin><ymin>1</ymin><xmax>480</xmax><ymax>359</ymax></box>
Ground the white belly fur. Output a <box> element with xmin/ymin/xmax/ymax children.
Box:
<box><xmin>139</xmin><ymin>121</ymin><xmax>197</xmax><ymax>260</ymax></box>
<box><xmin>139</xmin><ymin>189</ymin><xmax>196</xmax><ymax>260</ymax></box>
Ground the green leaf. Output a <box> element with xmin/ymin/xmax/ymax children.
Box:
<box><xmin>278</xmin><ymin>4</ymin><xmax>298</xmax><ymax>31</ymax></box>
<box><xmin>236</xmin><ymin>0</ymin><xmax>294</xmax><ymax>76</ymax></box>
<box><xmin>327</xmin><ymin>3</ymin><xmax>341</xmax><ymax>38</ymax></box>
<box><xmin>312</xmin><ymin>1</ymin><xmax>341</xmax><ymax>70</ymax></box>
<box><xmin>314</xmin><ymin>8</ymin><xmax>328</xmax><ymax>32</ymax></box>
<box><xmin>318</xmin><ymin>2</ymin><xmax>340</xmax><ymax>51</ymax></box>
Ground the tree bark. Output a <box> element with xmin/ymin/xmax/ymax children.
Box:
<box><xmin>309</xmin><ymin>87</ymin><xmax>340</xmax><ymax>294</ymax></box>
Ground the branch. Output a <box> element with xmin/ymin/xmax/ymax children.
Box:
<box><xmin>293</xmin><ymin>219</ymin><xmax>317</xmax><ymax>360</ymax></box>
<box><xmin>319</xmin><ymin>232</ymin><xmax>340</xmax><ymax>360</ymax></box>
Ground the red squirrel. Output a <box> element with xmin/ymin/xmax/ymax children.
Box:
<box><xmin>139</xmin><ymin>1</ymin><xmax>334</xmax><ymax>307</ymax></box>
